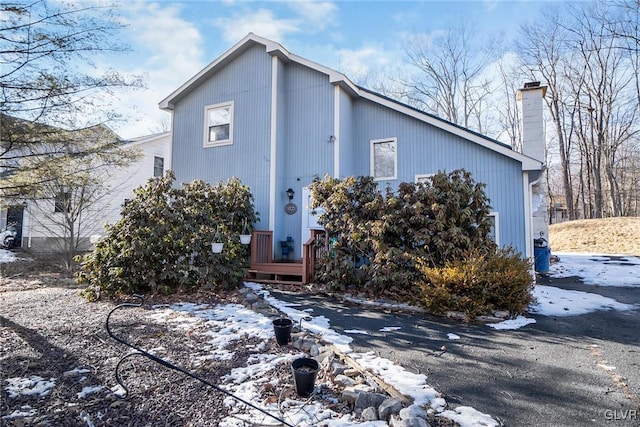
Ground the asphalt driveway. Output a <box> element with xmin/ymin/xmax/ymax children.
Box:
<box><xmin>268</xmin><ymin>274</ymin><xmax>640</xmax><ymax>427</ymax></box>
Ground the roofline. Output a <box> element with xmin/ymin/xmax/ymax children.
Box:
<box><xmin>123</xmin><ymin>131</ymin><xmax>171</xmax><ymax>147</ymax></box>
<box><xmin>159</xmin><ymin>33</ymin><xmax>360</xmax><ymax>110</ymax></box>
<box><xmin>158</xmin><ymin>33</ymin><xmax>542</xmax><ymax>171</ymax></box>
<box><xmin>355</xmin><ymin>87</ymin><xmax>542</xmax><ymax>171</ymax></box>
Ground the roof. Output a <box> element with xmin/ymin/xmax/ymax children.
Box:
<box><xmin>158</xmin><ymin>33</ymin><xmax>542</xmax><ymax>172</ymax></box>
<box><xmin>123</xmin><ymin>131</ymin><xmax>171</xmax><ymax>147</ymax></box>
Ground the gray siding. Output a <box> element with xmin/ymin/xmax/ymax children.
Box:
<box><xmin>338</xmin><ymin>88</ymin><xmax>355</xmax><ymax>178</ymax></box>
<box><xmin>353</xmin><ymin>99</ymin><xmax>526</xmax><ymax>253</ymax></box>
<box><xmin>171</xmin><ymin>44</ymin><xmax>273</xmax><ymax>227</ymax></box>
<box><xmin>277</xmin><ymin>62</ymin><xmax>334</xmax><ymax>255</ymax></box>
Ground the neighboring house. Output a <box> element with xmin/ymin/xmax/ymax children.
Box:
<box><xmin>159</xmin><ymin>33</ymin><xmax>546</xmax><ymax>283</ymax></box>
<box><xmin>0</xmin><ymin>114</ymin><xmax>171</xmax><ymax>252</ymax></box>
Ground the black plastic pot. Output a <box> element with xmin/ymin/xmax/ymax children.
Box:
<box><xmin>272</xmin><ymin>318</ymin><xmax>293</xmax><ymax>346</ymax></box>
<box><xmin>291</xmin><ymin>357</ymin><xmax>319</xmax><ymax>397</ymax></box>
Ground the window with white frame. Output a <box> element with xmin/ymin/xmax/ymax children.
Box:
<box><xmin>204</xmin><ymin>101</ymin><xmax>233</xmax><ymax>147</ymax></box>
<box><xmin>487</xmin><ymin>212</ymin><xmax>500</xmax><ymax>245</ymax></box>
<box><xmin>370</xmin><ymin>138</ymin><xmax>397</xmax><ymax>180</ymax></box>
<box><xmin>153</xmin><ymin>156</ymin><xmax>164</xmax><ymax>177</ymax></box>
<box><xmin>415</xmin><ymin>173</ymin><xmax>434</xmax><ymax>184</ymax></box>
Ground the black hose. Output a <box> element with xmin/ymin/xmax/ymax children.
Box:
<box><xmin>106</xmin><ymin>294</ymin><xmax>294</xmax><ymax>427</ymax></box>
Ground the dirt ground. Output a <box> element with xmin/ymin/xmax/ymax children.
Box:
<box><xmin>0</xmin><ymin>260</ymin><xmax>338</xmax><ymax>427</ymax></box>
<box><xmin>549</xmin><ymin>216</ymin><xmax>640</xmax><ymax>256</ymax></box>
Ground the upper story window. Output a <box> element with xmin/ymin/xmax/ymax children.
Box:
<box><xmin>204</xmin><ymin>101</ymin><xmax>233</xmax><ymax>148</ymax></box>
<box><xmin>153</xmin><ymin>156</ymin><xmax>164</xmax><ymax>177</ymax></box>
<box><xmin>370</xmin><ymin>138</ymin><xmax>397</xmax><ymax>181</ymax></box>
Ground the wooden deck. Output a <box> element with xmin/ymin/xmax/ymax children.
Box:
<box><xmin>246</xmin><ymin>230</ymin><xmax>323</xmax><ymax>285</ymax></box>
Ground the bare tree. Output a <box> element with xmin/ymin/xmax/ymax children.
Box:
<box><xmin>518</xmin><ymin>8</ymin><xmax>578</xmax><ymax>220</ymax></box>
<box><xmin>17</xmin><ymin>122</ymin><xmax>140</xmax><ymax>268</ymax></box>
<box><xmin>0</xmin><ymin>0</ymin><xmax>144</xmax><ymax>197</ymax></box>
<box><xmin>402</xmin><ymin>22</ymin><xmax>495</xmax><ymax>133</ymax></box>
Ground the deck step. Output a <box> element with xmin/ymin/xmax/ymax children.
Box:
<box><xmin>246</xmin><ymin>270</ymin><xmax>303</xmax><ymax>285</ymax></box>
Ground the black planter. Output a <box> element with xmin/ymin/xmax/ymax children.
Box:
<box><xmin>291</xmin><ymin>357</ymin><xmax>319</xmax><ymax>397</ymax></box>
<box><xmin>272</xmin><ymin>318</ymin><xmax>293</xmax><ymax>346</ymax></box>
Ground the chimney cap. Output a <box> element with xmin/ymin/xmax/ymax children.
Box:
<box><xmin>524</xmin><ymin>81</ymin><xmax>541</xmax><ymax>88</ymax></box>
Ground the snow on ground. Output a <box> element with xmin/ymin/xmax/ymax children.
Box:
<box><xmin>0</xmin><ymin>248</ymin><xmax>18</xmax><ymax>264</ymax></box>
<box><xmin>486</xmin><ymin>252</ymin><xmax>639</xmax><ymax>330</ymax></box>
<box><xmin>549</xmin><ymin>252</ymin><xmax>640</xmax><ymax>287</ymax></box>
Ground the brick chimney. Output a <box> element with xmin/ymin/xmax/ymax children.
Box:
<box><xmin>517</xmin><ymin>81</ymin><xmax>549</xmax><ymax>246</ymax></box>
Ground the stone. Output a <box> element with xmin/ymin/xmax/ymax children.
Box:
<box><xmin>378</xmin><ymin>398</ymin><xmax>403</xmax><ymax>420</ymax></box>
<box><xmin>334</xmin><ymin>374</ymin><xmax>355</xmax><ymax>387</ymax></box>
<box><xmin>315</xmin><ymin>350</ymin><xmax>334</xmax><ymax>365</ymax></box>
<box><xmin>355</xmin><ymin>392</ymin><xmax>387</xmax><ymax>410</ymax></box>
<box><xmin>244</xmin><ymin>292</ymin><xmax>258</xmax><ymax>302</ymax></box>
<box><xmin>310</xmin><ymin>344</ymin><xmax>322</xmax><ymax>356</ymax></box>
<box><xmin>343</xmin><ymin>368</ymin><xmax>360</xmax><ymax>377</ymax></box>
<box><xmin>331</xmin><ymin>362</ymin><xmax>348</xmax><ymax>376</ymax></box>
<box><xmin>291</xmin><ymin>338</ymin><xmax>304</xmax><ymax>350</ymax></box>
<box><xmin>399</xmin><ymin>404</ymin><xmax>427</xmax><ymax>420</ymax></box>
<box><xmin>389</xmin><ymin>416</ymin><xmax>431</xmax><ymax>427</ymax></box>
<box><xmin>341</xmin><ymin>384</ymin><xmax>373</xmax><ymax>404</ymax></box>
<box><xmin>361</xmin><ymin>406</ymin><xmax>378</xmax><ymax>421</ymax></box>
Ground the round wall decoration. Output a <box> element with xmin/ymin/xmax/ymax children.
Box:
<box><xmin>284</xmin><ymin>202</ymin><xmax>297</xmax><ymax>215</ymax></box>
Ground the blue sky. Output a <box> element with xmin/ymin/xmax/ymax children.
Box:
<box><xmin>108</xmin><ymin>0</ymin><xmax>561</xmax><ymax>138</ymax></box>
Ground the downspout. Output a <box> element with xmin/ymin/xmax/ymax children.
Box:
<box><xmin>269</xmin><ymin>55</ymin><xmax>279</xmax><ymax>232</ymax></box>
<box><xmin>333</xmin><ymin>85</ymin><xmax>340</xmax><ymax>178</ymax></box>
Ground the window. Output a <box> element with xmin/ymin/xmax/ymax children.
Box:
<box><xmin>370</xmin><ymin>138</ymin><xmax>397</xmax><ymax>180</ymax></box>
<box><xmin>153</xmin><ymin>156</ymin><xmax>164</xmax><ymax>177</ymax></box>
<box><xmin>54</xmin><ymin>192</ymin><xmax>71</xmax><ymax>213</ymax></box>
<box><xmin>415</xmin><ymin>174</ymin><xmax>434</xmax><ymax>184</ymax></box>
<box><xmin>204</xmin><ymin>101</ymin><xmax>233</xmax><ymax>147</ymax></box>
<box><xmin>487</xmin><ymin>212</ymin><xmax>500</xmax><ymax>245</ymax></box>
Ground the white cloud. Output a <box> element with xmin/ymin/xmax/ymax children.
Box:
<box><xmin>214</xmin><ymin>8</ymin><xmax>301</xmax><ymax>44</ymax></box>
<box><xmin>337</xmin><ymin>45</ymin><xmax>390</xmax><ymax>76</ymax></box>
<box><xmin>287</xmin><ymin>1</ymin><xmax>337</xmax><ymax>30</ymax></box>
<box><xmin>107</xmin><ymin>2</ymin><xmax>207</xmax><ymax>138</ymax></box>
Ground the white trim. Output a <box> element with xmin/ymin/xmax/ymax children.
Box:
<box><xmin>523</xmin><ymin>171</ymin><xmax>533</xmax><ymax>260</ymax></box>
<box><xmin>333</xmin><ymin>85</ymin><xmax>340</xmax><ymax>178</ymax></box>
<box><xmin>414</xmin><ymin>173</ymin><xmax>434</xmax><ymax>183</ymax></box>
<box><xmin>124</xmin><ymin>131</ymin><xmax>171</xmax><ymax>148</ymax></box>
<box><xmin>203</xmin><ymin>101</ymin><xmax>233</xmax><ymax>148</ymax></box>
<box><xmin>269</xmin><ymin>56</ymin><xmax>278</xmax><ymax>231</ymax></box>
<box><xmin>488</xmin><ymin>211</ymin><xmax>500</xmax><ymax>246</ymax></box>
<box><xmin>370</xmin><ymin>137</ymin><xmax>398</xmax><ymax>181</ymax></box>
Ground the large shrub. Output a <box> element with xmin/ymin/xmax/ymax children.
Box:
<box><xmin>416</xmin><ymin>248</ymin><xmax>534</xmax><ymax>318</ymax></box>
<box><xmin>77</xmin><ymin>171</ymin><xmax>258</xmax><ymax>300</ymax></box>
<box><xmin>309</xmin><ymin>169</ymin><xmax>498</xmax><ymax>300</ymax></box>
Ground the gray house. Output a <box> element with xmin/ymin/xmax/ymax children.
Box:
<box><xmin>160</xmin><ymin>33</ymin><xmax>545</xmax><ymax>283</ymax></box>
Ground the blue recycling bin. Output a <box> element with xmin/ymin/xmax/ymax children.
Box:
<box><xmin>534</xmin><ymin>246</ymin><xmax>551</xmax><ymax>273</ymax></box>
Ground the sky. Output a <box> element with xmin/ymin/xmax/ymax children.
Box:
<box><xmin>2</xmin><ymin>248</ymin><xmax>639</xmax><ymax>425</ymax></box>
<box><xmin>104</xmin><ymin>0</ymin><xmax>563</xmax><ymax>139</ymax></box>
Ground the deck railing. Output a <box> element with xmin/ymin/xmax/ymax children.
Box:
<box><xmin>249</xmin><ymin>229</ymin><xmax>325</xmax><ymax>284</ymax></box>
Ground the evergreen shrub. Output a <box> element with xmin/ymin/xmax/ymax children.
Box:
<box><xmin>416</xmin><ymin>248</ymin><xmax>534</xmax><ymax>318</ymax></box>
<box><xmin>77</xmin><ymin>171</ymin><xmax>258</xmax><ymax>300</ymax></box>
